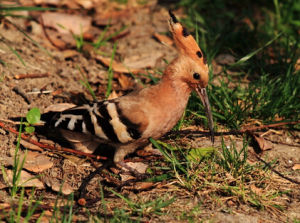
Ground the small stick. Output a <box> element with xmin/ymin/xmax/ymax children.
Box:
<box><xmin>27</xmin><ymin>90</ymin><xmax>53</xmax><ymax>95</ymax></box>
<box><xmin>14</xmin><ymin>73</ymin><xmax>49</xmax><ymax>79</ymax></box>
<box><xmin>168</xmin><ymin>120</ymin><xmax>300</xmax><ymax>138</ymax></box>
<box><xmin>240</xmin><ymin>121</ymin><xmax>300</xmax><ymax>133</ymax></box>
<box><xmin>0</xmin><ymin>121</ymin><xmax>107</xmax><ymax>161</ymax></box>
<box><xmin>39</xmin><ymin>16</ymin><xmax>65</xmax><ymax>50</ymax></box>
<box><xmin>255</xmin><ymin>155</ymin><xmax>300</xmax><ymax>185</ymax></box>
<box><xmin>13</xmin><ymin>86</ymin><xmax>31</xmax><ymax>104</ymax></box>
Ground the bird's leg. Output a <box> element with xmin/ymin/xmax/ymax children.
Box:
<box><xmin>114</xmin><ymin>145</ymin><xmax>149</xmax><ymax>180</ymax></box>
<box><xmin>76</xmin><ymin>159</ymin><xmax>114</xmax><ymax>202</ymax></box>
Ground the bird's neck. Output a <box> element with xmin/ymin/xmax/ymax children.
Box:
<box><xmin>152</xmin><ymin>65</ymin><xmax>192</xmax><ymax>113</ymax></box>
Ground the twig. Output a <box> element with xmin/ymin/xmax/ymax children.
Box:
<box><xmin>264</xmin><ymin>138</ymin><xmax>300</xmax><ymax>148</ymax></box>
<box><xmin>0</xmin><ymin>121</ymin><xmax>107</xmax><ymax>161</ymax></box>
<box><xmin>168</xmin><ymin>120</ymin><xmax>300</xmax><ymax>137</ymax></box>
<box><xmin>14</xmin><ymin>73</ymin><xmax>49</xmax><ymax>79</ymax></box>
<box><xmin>39</xmin><ymin>16</ymin><xmax>65</xmax><ymax>50</ymax></box>
<box><xmin>255</xmin><ymin>155</ymin><xmax>300</xmax><ymax>185</ymax></box>
<box><xmin>27</xmin><ymin>90</ymin><xmax>53</xmax><ymax>95</ymax></box>
<box><xmin>13</xmin><ymin>86</ymin><xmax>31</xmax><ymax>104</ymax></box>
<box><xmin>239</xmin><ymin>121</ymin><xmax>300</xmax><ymax>133</ymax></box>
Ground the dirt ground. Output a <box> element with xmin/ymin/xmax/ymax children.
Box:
<box><xmin>0</xmin><ymin>2</ymin><xmax>299</xmax><ymax>222</ymax></box>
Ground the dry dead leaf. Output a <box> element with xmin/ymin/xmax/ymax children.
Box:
<box><xmin>5</xmin><ymin>151</ymin><xmax>53</xmax><ymax>173</ymax></box>
<box><xmin>20</xmin><ymin>140</ymin><xmax>43</xmax><ymax>152</ymax></box>
<box><xmin>93</xmin><ymin>0</ymin><xmax>157</xmax><ymax>25</ymax></box>
<box><xmin>123</xmin><ymin>51</ymin><xmax>163</xmax><ymax>69</ymax></box>
<box><xmin>95</xmin><ymin>55</ymin><xmax>142</xmax><ymax>74</ymax></box>
<box><xmin>253</xmin><ymin>135</ymin><xmax>273</xmax><ymax>151</ymax></box>
<box><xmin>44</xmin><ymin>177</ymin><xmax>73</xmax><ymax>195</ymax></box>
<box><xmin>4</xmin><ymin>170</ymin><xmax>44</xmax><ymax>189</ymax></box>
<box><xmin>107</xmin><ymin>90</ymin><xmax>119</xmax><ymax>100</ymax></box>
<box><xmin>62</xmin><ymin>49</ymin><xmax>79</xmax><ymax>59</ymax></box>
<box><xmin>41</xmin><ymin>12</ymin><xmax>92</xmax><ymax>35</ymax></box>
<box><xmin>215</xmin><ymin>54</ymin><xmax>236</xmax><ymax>65</ymax></box>
<box><xmin>120</xmin><ymin>174</ymin><xmax>135</xmax><ymax>182</ymax></box>
<box><xmin>44</xmin><ymin>103</ymin><xmax>76</xmax><ymax>113</ymax></box>
<box><xmin>134</xmin><ymin>182</ymin><xmax>154</xmax><ymax>190</ymax></box>
<box><xmin>51</xmin><ymin>181</ymin><xmax>73</xmax><ymax>195</ymax></box>
<box><xmin>121</xmin><ymin>162</ymin><xmax>148</xmax><ymax>174</ymax></box>
<box><xmin>292</xmin><ymin>164</ymin><xmax>300</xmax><ymax>170</ymax></box>
<box><xmin>153</xmin><ymin>33</ymin><xmax>173</xmax><ymax>46</ymax></box>
<box><xmin>117</xmin><ymin>73</ymin><xmax>132</xmax><ymax>90</ymax></box>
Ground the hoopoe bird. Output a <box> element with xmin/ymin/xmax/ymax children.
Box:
<box><xmin>41</xmin><ymin>11</ymin><xmax>214</xmax><ymax>165</ymax></box>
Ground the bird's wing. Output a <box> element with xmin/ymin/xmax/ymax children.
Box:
<box><xmin>42</xmin><ymin>98</ymin><xmax>148</xmax><ymax>144</ymax></box>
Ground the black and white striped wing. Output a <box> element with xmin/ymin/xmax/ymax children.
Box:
<box><xmin>42</xmin><ymin>100</ymin><xmax>142</xmax><ymax>144</ymax></box>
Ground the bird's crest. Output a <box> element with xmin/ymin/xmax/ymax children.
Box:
<box><xmin>168</xmin><ymin>10</ymin><xmax>207</xmax><ymax>66</ymax></box>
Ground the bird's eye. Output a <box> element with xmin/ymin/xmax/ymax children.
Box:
<box><xmin>193</xmin><ymin>73</ymin><xmax>200</xmax><ymax>80</ymax></box>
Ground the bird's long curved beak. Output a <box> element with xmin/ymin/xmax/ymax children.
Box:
<box><xmin>195</xmin><ymin>87</ymin><xmax>214</xmax><ymax>143</ymax></box>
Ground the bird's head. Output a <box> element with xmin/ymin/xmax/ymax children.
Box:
<box><xmin>168</xmin><ymin>10</ymin><xmax>214</xmax><ymax>142</ymax></box>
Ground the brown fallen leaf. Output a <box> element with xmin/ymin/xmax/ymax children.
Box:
<box><xmin>134</xmin><ymin>182</ymin><xmax>154</xmax><ymax>190</ymax></box>
<box><xmin>44</xmin><ymin>103</ymin><xmax>76</xmax><ymax>113</ymax></box>
<box><xmin>5</xmin><ymin>151</ymin><xmax>53</xmax><ymax>173</ymax></box>
<box><xmin>93</xmin><ymin>0</ymin><xmax>156</xmax><ymax>26</ymax></box>
<box><xmin>123</xmin><ymin>51</ymin><xmax>163</xmax><ymax>69</ymax></box>
<box><xmin>292</xmin><ymin>164</ymin><xmax>300</xmax><ymax>170</ymax></box>
<box><xmin>62</xmin><ymin>49</ymin><xmax>79</xmax><ymax>59</ymax></box>
<box><xmin>215</xmin><ymin>54</ymin><xmax>236</xmax><ymax>65</ymax></box>
<box><xmin>4</xmin><ymin>170</ymin><xmax>44</xmax><ymax>189</ymax></box>
<box><xmin>20</xmin><ymin>139</ymin><xmax>43</xmax><ymax>152</ymax></box>
<box><xmin>253</xmin><ymin>135</ymin><xmax>273</xmax><ymax>152</ymax></box>
<box><xmin>107</xmin><ymin>90</ymin><xmax>119</xmax><ymax>100</ymax></box>
<box><xmin>44</xmin><ymin>177</ymin><xmax>73</xmax><ymax>195</ymax></box>
<box><xmin>121</xmin><ymin>162</ymin><xmax>148</xmax><ymax>174</ymax></box>
<box><xmin>41</xmin><ymin>12</ymin><xmax>92</xmax><ymax>35</ymax></box>
<box><xmin>153</xmin><ymin>33</ymin><xmax>173</xmax><ymax>46</ymax></box>
<box><xmin>95</xmin><ymin>55</ymin><xmax>142</xmax><ymax>74</ymax></box>
<box><xmin>51</xmin><ymin>181</ymin><xmax>73</xmax><ymax>195</ymax></box>
<box><xmin>120</xmin><ymin>174</ymin><xmax>136</xmax><ymax>182</ymax></box>
<box><xmin>117</xmin><ymin>73</ymin><xmax>132</xmax><ymax>90</ymax></box>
